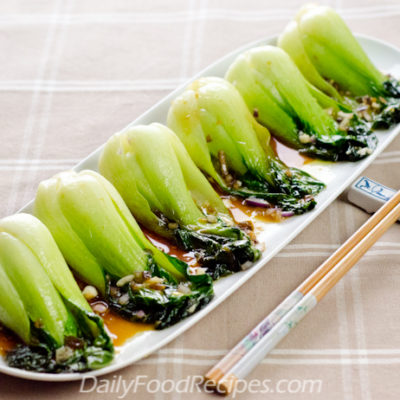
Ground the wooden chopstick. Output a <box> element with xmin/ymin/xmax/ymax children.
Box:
<box><xmin>205</xmin><ymin>190</ymin><xmax>400</xmax><ymax>395</ymax></box>
<box><xmin>299</xmin><ymin>189</ymin><xmax>400</xmax><ymax>294</ymax></box>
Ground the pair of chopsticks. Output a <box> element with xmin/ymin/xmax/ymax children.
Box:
<box><xmin>205</xmin><ymin>190</ymin><xmax>400</xmax><ymax>395</ymax></box>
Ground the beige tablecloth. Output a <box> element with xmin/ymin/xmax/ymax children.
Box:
<box><xmin>1</xmin><ymin>1</ymin><xmax>400</xmax><ymax>399</ymax></box>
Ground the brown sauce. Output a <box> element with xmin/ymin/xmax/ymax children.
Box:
<box><xmin>271</xmin><ymin>137</ymin><xmax>311</xmax><ymax>168</ymax></box>
<box><xmin>143</xmin><ymin>227</ymin><xmax>198</xmax><ymax>267</ymax></box>
<box><xmin>102</xmin><ymin>311</ymin><xmax>152</xmax><ymax>347</ymax></box>
<box><xmin>223</xmin><ymin>195</ymin><xmax>283</xmax><ymax>224</ymax></box>
<box><xmin>90</xmin><ymin>301</ymin><xmax>153</xmax><ymax>347</ymax></box>
<box><xmin>0</xmin><ymin>327</ymin><xmax>19</xmax><ymax>355</ymax></box>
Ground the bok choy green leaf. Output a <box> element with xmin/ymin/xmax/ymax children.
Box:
<box><xmin>167</xmin><ymin>77</ymin><xmax>324</xmax><ymax>213</ymax></box>
<box><xmin>34</xmin><ymin>170</ymin><xmax>214</xmax><ymax>328</ymax></box>
<box><xmin>225</xmin><ymin>45</ymin><xmax>377</xmax><ymax>161</ymax></box>
<box><xmin>99</xmin><ymin>123</ymin><xmax>260</xmax><ymax>280</ymax></box>
<box><xmin>0</xmin><ymin>213</ymin><xmax>113</xmax><ymax>373</ymax></box>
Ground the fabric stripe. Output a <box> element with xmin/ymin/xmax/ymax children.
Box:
<box><xmin>2</xmin><ymin>6</ymin><xmax>400</xmax><ymax>25</ymax></box>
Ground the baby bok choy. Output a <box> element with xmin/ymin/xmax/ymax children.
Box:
<box><xmin>278</xmin><ymin>5</ymin><xmax>400</xmax><ymax>129</ymax></box>
<box><xmin>99</xmin><ymin>123</ymin><xmax>260</xmax><ymax>280</ymax></box>
<box><xmin>34</xmin><ymin>170</ymin><xmax>213</xmax><ymax>329</ymax></box>
<box><xmin>225</xmin><ymin>45</ymin><xmax>377</xmax><ymax>161</ymax></box>
<box><xmin>167</xmin><ymin>77</ymin><xmax>324</xmax><ymax>213</ymax></box>
<box><xmin>0</xmin><ymin>213</ymin><xmax>113</xmax><ymax>373</ymax></box>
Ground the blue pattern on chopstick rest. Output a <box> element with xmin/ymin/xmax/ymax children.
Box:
<box><xmin>355</xmin><ymin>176</ymin><xmax>396</xmax><ymax>201</ymax></box>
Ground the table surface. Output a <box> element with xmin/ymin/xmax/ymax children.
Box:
<box><xmin>1</xmin><ymin>1</ymin><xmax>400</xmax><ymax>399</ymax></box>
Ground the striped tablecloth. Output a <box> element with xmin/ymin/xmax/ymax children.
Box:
<box><xmin>1</xmin><ymin>1</ymin><xmax>399</xmax><ymax>399</ymax></box>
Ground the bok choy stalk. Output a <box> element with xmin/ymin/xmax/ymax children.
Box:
<box><xmin>225</xmin><ymin>45</ymin><xmax>377</xmax><ymax>161</ymax></box>
<box><xmin>166</xmin><ymin>77</ymin><xmax>324</xmax><ymax>213</ymax></box>
<box><xmin>99</xmin><ymin>123</ymin><xmax>260</xmax><ymax>280</ymax></box>
<box><xmin>0</xmin><ymin>213</ymin><xmax>113</xmax><ymax>373</ymax></box>
<box><xmin>278</xmin><ymin>5</ymin><xmax>400</xmax><ymax>129</ymax></box>
<box><xmin>34</xmin><ymin>170</ymin><xmax>213</xmax><ymax>329</ymax></box>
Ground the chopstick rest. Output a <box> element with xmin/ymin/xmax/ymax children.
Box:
<box><xmin>347</xmin><ymin>176</ymin><xmax>399</xmax><ymax>221</ymax></box>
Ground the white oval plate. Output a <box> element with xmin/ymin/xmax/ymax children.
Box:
<box><xmin>1</xmin><ymin>34</ymin><xmax>400</xmax><ymax>382</ymax></box>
